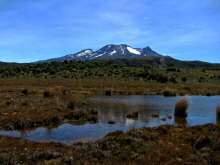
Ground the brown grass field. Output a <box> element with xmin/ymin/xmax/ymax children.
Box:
<box><xmin>1</xmin><ymin>78</ymin><xmax>220</xmax><ymax>96</ymax></box>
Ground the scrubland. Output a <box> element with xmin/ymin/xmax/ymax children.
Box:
<box><xmin>1</xmin><ymin>58</ymin><xmax>220</xmax><ymax>164</ymax></box>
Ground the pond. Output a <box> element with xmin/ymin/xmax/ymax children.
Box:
<box><xmin>0</xmin><ymin>95</ymin><xmax>219</xmax><ymax>143</ymax></box>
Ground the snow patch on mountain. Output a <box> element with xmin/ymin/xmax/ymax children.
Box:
<box><xmin>93</xmin><ymin>53</ymin><xmax>105</xmax><ymax>58</ymax></box>
<box><xmin>35</xmin><ymin>44</ymin><xmax>161</xmax><ymax>63</ymax></box>
<box><xmin>75</xmin><ymin>50</ymin><xmax>93</xmax><ymax>57</ymax></box>
<box><xmin>127</xmin><ymin>47</ymin><xmax>141</xmax><ymax>55</ymax></box>
<box><xmin>110</xmin><ymin>50</ymin><xmax>117</xmax><ymax>55</ymax></box>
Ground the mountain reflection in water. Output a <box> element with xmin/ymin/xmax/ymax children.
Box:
<box><xmin>0</xmin><ymin>95</ymin><xmax>219</xmax><ymax>143</ymax></box>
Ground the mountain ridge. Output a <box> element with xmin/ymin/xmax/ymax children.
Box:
<box><xmin>35</xmin><ymin>44</ymin><xmax>161</xmax><ymax>63</ymax></box>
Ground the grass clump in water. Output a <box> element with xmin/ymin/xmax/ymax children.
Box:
<box><xmin>174</xmin><ymin>97</ymin><xmax>189</xmax><ymax>118</ymax></box>
<box><xmin>217</xmin><ymin>105</ymin><xmax>220</xmax><ymax>124</ymax></box>
<box><xmin>127</xmin><ymin>111</ymin><xmax>139</xmax><ymax>120</ymax></box>
<box><xmin>108</xmin><ymin>120</ymin><xmax>115</xmax><ymax>124</ymax></box>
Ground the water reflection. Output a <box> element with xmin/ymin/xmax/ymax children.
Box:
<box><xmin>0</xmin><ymin>95</ymin><xmax>219</xmax><ymax>143</ymax></box>
<box><xmin>45</xmin><ymin>127</ymin><xmax>53</xmax><ymax>137</ymax></box>
<box><xmin>20</xmin><ymin>130</ymin><xmax>28</xmax><ymax>138</ymax></box>
<box><xmin>95</xmin><ymin>101</ymin><xmax>171</xmax><ymax>125</ymax></box>
<box><xmin>92</xmin><ymin>95</ymin><xmax>219</xmax><ymax>126</ymax></box>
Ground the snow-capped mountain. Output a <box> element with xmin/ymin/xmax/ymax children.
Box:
<box><xmin>36</xmin><ymin>44</ymin><xmax>161</xmax><ymax>63</ymax></box>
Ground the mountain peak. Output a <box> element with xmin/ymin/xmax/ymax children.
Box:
<box><xmin>36</xmin><ymin>44</ymin><xmax>162</xmax><ymax>63</ymax></box>
<box><xmin>144</xmin><ymin>46</ymin><xmax>152</xmax><ymax>50</ymax></box>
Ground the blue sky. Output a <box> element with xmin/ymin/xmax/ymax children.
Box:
<box><xmin>0</xmin><ymin>0</ymin><xmax>220</xmax><ymax>63</ymax></box>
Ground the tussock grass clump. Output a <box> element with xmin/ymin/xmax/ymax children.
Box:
<box><xmin>206</xmin><ymin>93</ymin><xmax>211</xmax><ymax>96</ymax></box>
<box><xmin>127</xmin><ymin>111</ymin><xmax>139</xmax><ymax>120</ymax></box>
<box><xmin>21</xmin><ymin>88</ymin><xmax>28</xmax><ymax>95</ymax></box>
<box><xmin>174</xmin><ymin>97</ymin><xmax>189</xmax><ymax>118</ymax></box>
<box><xmin>163</xmin><ymin>88</ymin><xmax>176</xmax><ymax>97</ymax></box>
<box><xmin>43</xmin><ymin>88</ymin><xmax>55</xmax><ymax>98</ymax></box>
<box><xmin>160</xmin><ymin>118</ymin><xmax>167</xmax><ymax>121</ymax></box>
<box><xmin>217</xmin><ymin>105</ymin><xmax>220</xmax><ymax>124</ymax></box>
<box><xmin>67</xmin><ymin>96</ymin><xmax>75</xmax><ymax>110</ymax></box>
<box><xmin>105</xmin><ymin>89</ymin><xmax>112</xmax><ymax>96</ymax></box>
<box><xmin>108</xmin><ymin>120</ymin><xmax>115</xmax><ymax>124</ymax></box>
<box><xmin>152</xmin><ymin>113</ymin><xmax>159</xmax><ymax>118</ymax></box>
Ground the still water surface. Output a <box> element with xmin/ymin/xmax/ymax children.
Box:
<box><xmin>0</xmin><ymin>95</ymin><xmax>219</xmax><ymax>143</ymax></box>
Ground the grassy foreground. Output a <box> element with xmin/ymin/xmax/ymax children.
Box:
<box><xmin>0</xmin><ymin>124</ymin><xmax>220</xmax><ymax>165</ymax></box>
